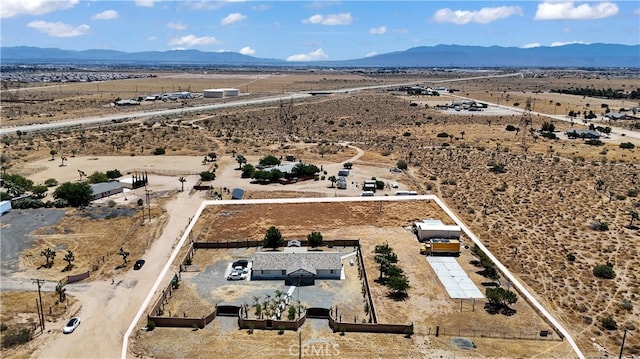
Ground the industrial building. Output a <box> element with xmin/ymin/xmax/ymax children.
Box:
<box><xmin>203</xmin><ymin>88</ymin><xmax>240</xmax><ymax>98</ymax></box>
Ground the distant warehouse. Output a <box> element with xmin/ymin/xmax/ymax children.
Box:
<box><xmin>203</xmin><ymin>88</ymin><xmax>239</xmax><ymax>98</ymax></box>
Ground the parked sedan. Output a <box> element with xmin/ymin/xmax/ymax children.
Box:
<box><xmin>63</xmin><ymin>317</ymin><xmax>81</xmax><ymax>334</ymax></box>
<box><xmin>226</xmin><ymin>271</ymin><xmax>247</xmax><ymax>281</ymax></box>
<box><xmin>133</xmin><ymin>259</ymin><xmax>145</xmax><ymax>270</ymax></box>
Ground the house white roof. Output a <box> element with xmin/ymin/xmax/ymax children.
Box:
<box><xmin>252</xmin><ymin>252</ymin><xmax>342</xmax><ymax>274</ymax></box>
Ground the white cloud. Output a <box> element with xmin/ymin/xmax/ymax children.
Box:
<box><xmin>220</xmin><ymin>13</ymin><xmax>246</xmax><ymax>25</ymax></box>
<box><xmin>635</xmin><ymin>8</ymin><xmax>640</xmax><ymax>15</ymax></box>
<box><xmin>432</xmin><ymin>6</ymin><xmax>523</xmax><ymax>24</ymax></box>
<box><xmin>550</xmin><ymin>40</ymin><xmax>590</xmax><ymax>47</ymax></box>
<box><xmin>91</xmin><ymin>10</ymin><xmax>118</xmax><ymax>20</ymax></box>
<box><xmin>369</xmin><ymin>26</ymin><xmax>387</xmax><ymax>35</ymax></box>
<box><xmin>147</xmin><ymin>36</ymin><xmax>157</xmax><ymax>41</ymax></box>
<box><xmin>168</xmin><ymin>34</ymin><xmax>221</xmax><ymax>47</ymax></box>
<box><xmin>27</xmin><ymin>20</ymin><xmax>90</xmax><ymax>37</ymax></box>
<box><xmin>1</xmin><ymin>0</ymin><xmax>78</xmax><ymax>19</ymax></box>
<box><xmin>535</xmin><ymin>1</ymin><xmax>618</xmax><ymax>20</ymax></box>
<box><xmin>135</xmin><ymin>0</ymin><xmax>155</xmax><ymax>7</ymax></box>
<box><xmin>365</xmin><ymin>51</ymin><xmax>377</xmax><ymax>57</ymax></box>
<box><xmin>286</xmin><ymin>49</ymin><xmax>329</xmax><ymax>61</ymax></box>
<box><xmin>303</xmin><ymin>13</ymin><xmax>353</xmax><ymax>25</ymax></box>
<box><xmin>167</xmin><ymin>21</ymin><xmax>187</xmax><ymax>30</ymax></box>
<box><xmin>239</xmin><ymin>46</ymin><xmax>255</xmax><ymax>55</ymax></box>
<box><xmin>521</xmin><ymin>43</ymin><xmax>541</xmax><ymax>48</ymax></box>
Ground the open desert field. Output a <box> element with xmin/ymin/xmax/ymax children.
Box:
<box><xmin>1</xmin><ymin>69</ymin><xmax>639</xmax><ymax>358</ymax></box>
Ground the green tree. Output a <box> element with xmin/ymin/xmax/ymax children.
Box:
<box><xmin>343</xmin><ymin>162</ymin><xmax>353</xmax><ymax>169</ymax></box>
<box><xmin>53</xmin><ymin>182</ymin><xmax>92</xmax><ymax>207</ymax></box>
<box><xmin>118</xmin><ymin>247</ymin><xmax>130</xmax><ymax>266</ymax></box>
<box><xmin>105</xmin><ymin>169</ymin><xmax>122</xmax><ymax>179</ymax></box>
<box><xmin>263</xmin><ymin>226</ymin><xmax>284</xmax><ymax>250</ymax></box>
<box><xmin>241</xmin><ymin>164</ymin><xmax>255</xmax><ymax>178</ymax></box>
<box><xmin>387</xmin><ymin>274</ymin><xmax>410</xmax><ymax>298</ymax></box>
<box><xmin>486</xmin><ymin>287</ymin><xmax>518</xmax><ymax>307</ymax></box>
<box><xmin>327</xmin><ymin>175</ymin><xmax>337</xmax><ymax>188</ymax></box>
<box><xmin>258</xmin><ymin>155</ymin><xmax>281</xmax><ymax>167</ymax></box>
<box><xmin>40</xmin><ymin>247</ymin><xmax>56</xmax><ymax>268</ymax></box>
<box><xmin>63</xmin><ymin>250</ymin><xmax>75</xmax><ymax>271</ymax></box>
<box><xmin>31</xmin><ymin>185</ymin><xmax>48</xmax><ymax>198</ymax></box>
<box><xmin>307</xmin><ymin>231</ymin><xmax>323</xmax><ymax>249</ymax></box>
<box><xmin>268</xmin><ymin>168</ymin><xmax>283</xmax><ymax>181</ymax></box>
<box><xmin>1</xmin><ymin>173</ymin><xmax>34</xmax><ymax>196</ymax></box>
<box><xmin>87</xmin><ymin>171</ymin><xmax>109</xmax><ymax>184</ymax></box>
<box><xmin>44</xmin><ymin>178</ymin><xmax>58</xmax><ymax>187</ymax></box>
<box><xmin>200</xmin><ymin>171</ymin><xmax>215</xmax><ymax>181</ymax></box>
<box><xmin>49</xmin><ymin>149</ymin><xmax>57</xmax><ymax>160</ymax></box>
<box><xmin>396</xmin><ymin>160</ymin><xmax>408</xmax><ymax>170</ymax></box>
<box><xmin>601</xmin><ymin>315</ymin><xmax>617</xmax><ymax>330</ymax></box>
<box><xmin>541</xmin><ymin>122</ymin><xmax>555</xmax><ymax>132</ymax></box>
<box><xmin>178</xmin><ymin>177</ymin><xmax>186</xmax><ymax>192</ymax></box>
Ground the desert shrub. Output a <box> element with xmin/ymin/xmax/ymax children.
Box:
<box><xmin>620</xmin><ymin>299</ymin><xmax>633</xmax><ymax>312</ymax></box>
<box><xmin>585</xmin><ymin>139</ymin><xmax>603</xmax><ymax>146</ymax></box>
<box><xmin>627</xmin><ymin>189</ymin><xmax>638</xmax><ymax>197</ymax></box>
<box><xmin>44</xmin><ymin>178</ymin><xmax>58</xmax><ymax>187</ymax></box>
<box><xmin>403</xmin><ymin>131</ymin><xmax>411</xmax><ymax>137</ymax></box>
<box><xmin>601</xmin><ymin>316</ymin><xmax>617</xmax><ymax>330</ymax></box>
<box><xmin>396</xmin><ymin>160</ymin><xmax>407</xmax><ymax>170</ymax></box>
<box><xmin>153</xmin><ymin>147</ymin><xmax>166</xmax><ymax>155</ymax></box>
<box><xmin>615</xmin><ymin>194</ymin><xmax>626</xmax><ymax>201</ymax></box>
<box><xmin>106</xmin><ymin>169</ymin><xmax>122</xmax><ymax>179</ymax></box>
<box><xmin>12</xmin><ymin>198</ymin><xmax>45</xmax><ymax>209</ymax></box>
<box><xmin>505</xmin><ymin>124</ymin><xmax>517</xmax><ymax>131</ymax></box>
<box><xmin>566</xmin><ymin>253</ymin><xmax>576</xmax><ymax>262</ymax></box>
<box><xmin>424</xmin><ymin>182</ymin><xmax>433</xmax><ymax>190</ymax></box>
<box><xmin>593</xmin><ymin>262</ymin><xmax>616</xmax><ymax>279</ymax></box>
<box><xmin>620</xmin><ymin>142</ymin><xmax>635</xmax><ymax>149</ymax></box>
<box><xmin>1</xmin><ymin>328</ymin><xmax>33</xmax><ymax>348</ymax></box>
<box><xmin>590</xmin><ymin>221</ymin><xmax>609</xmax><ymax>231</ymax></box>
<box><xmin>436</xmin><ymin>132</ymin><xmax>449</xmax><ymax>138</ymax></box>
<box><xmin>0</xmin><ymin>323</ymin><xmax>6</xmax><ymax>332</ymax></box>
<box><xmin>147</xmin><ymin>320</ymin><xmax>156</xmax><ymax>331</ymax></box>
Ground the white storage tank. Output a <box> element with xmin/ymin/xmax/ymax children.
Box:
<box><xmin>203</xmin><ymin>89</ymin><xmax>224</xmax><ymax>98</ymax></box>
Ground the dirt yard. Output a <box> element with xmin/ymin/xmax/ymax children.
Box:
<box><xmin>1</xmin><ymin>69</ymin><xmax>638</xmax><ymax>358</ymax></box>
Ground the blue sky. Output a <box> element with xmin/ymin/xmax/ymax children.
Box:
<box><xmin>1</xmin><ymin>1</ymin><xmax>639</xmax><ymax>61</ymax></box>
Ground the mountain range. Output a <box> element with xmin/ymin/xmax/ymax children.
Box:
<box><xmin>1</xmin><ymin>44</ymin><xmax>638</xmax><ymax>68</ymax></box>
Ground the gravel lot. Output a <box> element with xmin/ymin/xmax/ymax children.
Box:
<box><xmin>0</xmin><ymin>208</ymin><xmax>66</xmax><ymax>276</ymax></box>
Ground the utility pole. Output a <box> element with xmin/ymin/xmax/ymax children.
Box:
<box><xmin>619</xmin><ymin>329</ymin><xmax>628</xmax><ymax>359</ymax></box>
<box><xmin>145</xmin><ymin>188</ymin><xmax>151</xmax><ymax>220</ymax></box>
<box><xmin>32</xmin><ymin>279</ymin><xmax>45</xmax><ymax>332</ymax></box>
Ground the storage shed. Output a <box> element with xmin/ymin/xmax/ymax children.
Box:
<box><xmin>203</xmin><ymin>89</ymin><xmax>224</xmax><ymax>98</ymax></box>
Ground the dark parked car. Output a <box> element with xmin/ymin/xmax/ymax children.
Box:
<box><xmin>232</xmin><ymin>259</ymin><xmax>248</xmax><ymax>268</ymax></box>
<box><xmin>133</xmin><ymin>259</ymin><xmax>145</xmax><ymax>270</ymax></box>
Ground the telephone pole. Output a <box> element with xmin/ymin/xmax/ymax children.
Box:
<box><xmin>32</xmin><ymin>279</ymin><xmax>45</xmax><ymax>332</ymax></box>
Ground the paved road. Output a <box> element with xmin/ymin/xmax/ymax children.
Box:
<box><xmin>123</xmin><ymin>195</ymin><xmax>585</xmax><ymax>359</ymax></box>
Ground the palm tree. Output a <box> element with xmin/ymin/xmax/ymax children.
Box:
<box><xmin>178</xmin><ymin>177</ymin><xmax>186</xmax><ymax>192</ymax></box>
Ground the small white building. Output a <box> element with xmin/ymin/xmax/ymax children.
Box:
<box><xmin>414</xmin><ymin>218</ymin><xmax>461</xmax><ymax>241</ymax></box>
<box><xmin>251</xmin><ymin>251</ymin><xmax>342</xmax><ymax>285</ymax></box>
<box><xmin>222</xmin><ymin>88</ymin><xmax>240</xmax><ymax>97</ymax></box>
<box><xmin>203</xmin><ymin>89</ymin><xmax>224</xmax><ymax>98</ymax></box>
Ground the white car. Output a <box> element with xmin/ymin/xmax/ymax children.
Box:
<box><xmin>227</xmin><ymin>271</ymin><xmax>247</xmax><ymax>281</ymax></box>
<box><xmin>233</xmin><ymin>266</ymin><xmax>248</xmax><ymax>274</ymax></box>
<box><xmin>63</xmin><ymin>317</ymin><xmax>81</xmax><ymax>334</ymax></box>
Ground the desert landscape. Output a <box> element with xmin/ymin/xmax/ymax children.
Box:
<box><xmin>1</xmin><ymin>68</ymin><xmax>639</xmax><ymax>358</ymax></box>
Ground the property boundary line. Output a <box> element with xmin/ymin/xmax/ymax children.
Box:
<box><xmin>122</xmin><ymin>195</ymin><xmax>584</xmax><ymax>359</ymax></box>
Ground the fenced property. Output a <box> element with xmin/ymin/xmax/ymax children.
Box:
<box><xmin>432</xmin><ymin>326</ymin><xmax>561</xmax><ymax>341</ymax></box>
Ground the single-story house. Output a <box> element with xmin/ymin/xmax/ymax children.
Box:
<box><xmin>251</xmin><ymin>251</ymin><xmax>342</xmax><ymax>285</ymax></box>
<box><xmin>414</xmin><ymin>219</ymin><xmax>461</xmax><ymax>242</ymax></box>
<box><xmin>604</xmin><ymin>112</ymin><xmax>627</xmax><ymax>120</ymax></box>
<box><xmin>91</xmin><ymin>182</ymin><xmax>124</xmax><ymax>200</ymax></box>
